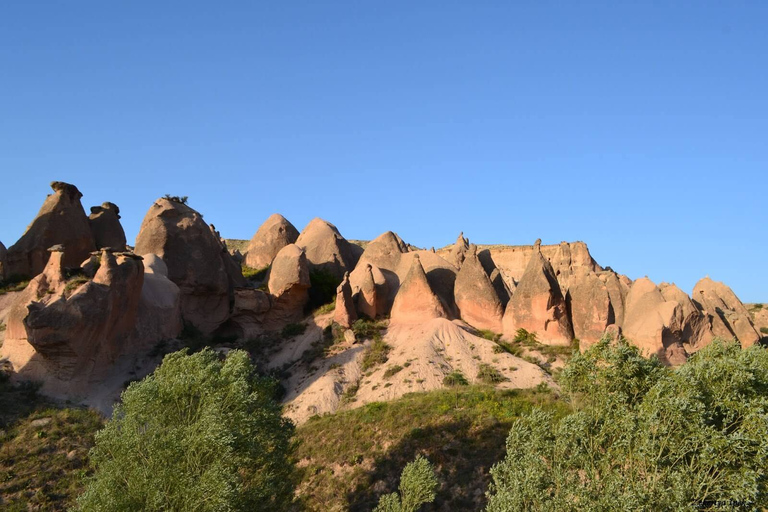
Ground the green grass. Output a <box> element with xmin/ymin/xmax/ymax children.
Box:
<box><xmin>382</xmin><ymin>365</ymin><xmax>404</xmax><ymax>379</ymax></box>
<box><xmin>241</xmin><ymin>264</ymin><xmax>269</xmax><ymax>282</ymax></box>
<box><xmin>477</xmin><ymin>329</ymin><xmax>502</xmax><ymax>342</ymax></box>
<box><xmin>307</xmin><ymin>269</ymin><xmax>341</xmax><ymax>313</ymax></box>
<box><xmin>0</xmin><ymin>275</ymin><xmax>31</xmax><ymax>296</ymax></box>
<box><xmin>476</xmin><ymin>363</ymin><xmax>508</xmax><ymax>385</ymax></box>
<box><xmin>281</xmin><ymin>322</ymin><xmax>307</xmax><ymax>338</ymax></box>
<box><xmin>351</xmin><ymin>317</ymin><xmax>388</xmax><ymax>342</ymax></box>
<box><xmin>443</xmin><ymin>370</ymin><xmax>469</xmax><ymax>387</ymax></box>
<box><xmin>62</xmin><ymin>276</ymin><xmax>90</xmax><ymax>297</ymax></box>
<box><xmin>314</xmin><ymin>299</ymin><xmax>337</xmax><ymax>315</ymax></box>
<box><xmin>361</xmin><ymin>339</ymin><xmax>391</xmax><ymax>371</ymax></box>
<box><xmin>294</xmin><ymin>385</ymin><xmax>568</xmax><ymax>511</ymax></box>
<box><xmin>761</xmin><ymin>327</ymin><xmax>768</xmax><ymax>335</ymax></box>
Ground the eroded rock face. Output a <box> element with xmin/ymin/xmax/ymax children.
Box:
<box><xmin>265</xmin><ymin>244</ymin><xmax>310</xmax><ymax>329</ymax></box>
<box><xmin>135</xmin><ymin>254</ymin><xmax>183</xmax><ymax>343</ymax></box>
<box><xmin>88</xmin><ymin>202</ymin><xmax>127</xmax><ymax>251</ymax></box>
<box><xmin>0</xmin><ymin>241</ymin><xmax>7</xmax><ymax>280</ymax></box>
<box><xmin>228</xmin><ymin>288</ymin><xmax>271</xmax><ymax>338</ymax></box>
<box><xmin>502</xmin><ymin>244</ymin><xmax>574</xmax><ymax>345</ymax></box>
<box><xmin>296</xmin><ymin>218</ymin><xmax>359</xmax><ymax>280</ymax></box>
<box><xmin>659</xmin><ymin>282</ymin><xmax>712</xmax><ymax>352</ymax></box>
<box><xmin>566</xmin><ymin>270</ymin><xmax>614</xmax><ymax>347</ymax></box>
<box><xmin>692</xmin><ymin>277</ymin><xmax>760</xmax><ymax>347</ymax></box>
<box><xmin>7</xmin><ymin>182</ymin><xmax>96</xmax><ymax>277</ymax></box>
<box><xmin>356</xmin><ymin>264</ymin><xmax>383</xmax><ymax>319</ymax></box>
<box><xmin>134</xmin><ymin>198</ymin><xmax>233</xmax><ymax>334</ymax></box>
<box><xmin>622</xmin><ymin>278</ymin><xmax>688</xmax><ymax>365</ymax></box>
<box><xmin>449</xmin><ymin>232</ymin><xmax>470</xmax><ymax>269</ymax></box>
<box><xmin>334</xmin><ymin>272</ymin><xmax>357</xmax><ymax>328</ymax></box>
<box><xmin>244</xmin><ymin>213</ymin><xmax>300</xmax><ymax>270</ymax></box>
<box><xmin>597</xmin><ymin>271</ymin><xmax>630</xmax><ymax>328</ymax></box>
<box><xmin>455</xmin><ymin>245</ymin><xmax>503</xmax><ymax>332</ymax></box>
<box><xmin>1</xmin><ymin>248</ymin><xmax>145</xmax><ymax>391</ymax></box>
<box><xmin>390</xmin><ymin>254</ymin><xmax>449</xmax><ymax>324</ymax></box>
<box><xmin>349</xmin><ymin>231</ymin><xmax>409</xmax><ymax>311</ymax></box>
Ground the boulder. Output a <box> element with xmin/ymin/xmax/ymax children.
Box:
<box><xmin>1</xmin><ymin>247</ymin><xmax>145</xmax><ymax>391</ymax></box>
<box><xmin>265</xmin><ymin>244</ymin><xmax>310</xmax><ymax>329</ymax></box>
<box><xmin>227</xmin><ymin>288</ymin><xmax>271</xmax><ymax>339</ymax></box>
<box><xmin>6</xmin><ymin>181</ymin><xmax>96</xmax><ymax>277</ymax></box>
<box><xmin>502</xmin><ymin>243</ymin><xmax>574</xmax><ymax>345</ymax></box>
<box><xmin>566</xmin><ymin>270</ymin><xmax>614</xmax><ymax>347</ymax></box>
<box><xmin>88</xmin><ymin>202</ymin><xmax>127</xmax><ymax>251</ymax></box>
<box><xmin>244</xmin><ymin>213</ymin><xmax>299</xmax><ymax>270</ymax></box>
<box><xmin>622</xmin><ymin>277</ymin><xmax>688</xmax><ymax>365</ymax></box>
<box><xmin>134</xmin><ymin>198</ymin><xmax>232</xmax><ymax>334</ymax></box>
<box><xmin>334</xmin><ymin>272</ymin><xmax>357</xmax><ymax>328</ymax></box>
<box><xmin>692</xmin><ymin>277</ymin><xmax>760</xmax><ymax>347</ymax></box>
<box><xmin>659</xmin><ymin>282</ymin><xmax>712</xmax><ymax>351</ymax></box>
<box><xmin>390</xmin><ymin>254</ymin><xmax>449</xmax><ymax>324</ymax></box>
<box><xmin>295</xmin><ymin>218</ymin><xmax>359</xmax><ymax>280</ymax></box>
<box><xmin>454</xmin><ymin>245</ymin><xmax>503</xmax><ymax>332</ymax></box>
<box><xmin>0</xmin><ymin>241</ymin><xmax>6</xmax><ymax>280</ymax></box>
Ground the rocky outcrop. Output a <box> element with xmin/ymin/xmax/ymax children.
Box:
<box><xmin>455</xmin><ymin>245</ymin><xmax>503</xmax><ymax>332</ymax></box>
<box><xmin>334</xmin><ymin>272</ymin><xmax>357</xmax><ymax>328</ymax></box>
<box><xmin>622</xmin><ymin>278</ymin><xmax>689</xmax><ymax>365</ymax></box>
<box><xmin>597</xmin><ymin>271</ymin><xmax>630</xmax><ymax>327</ymax></box>
<box><xmin>356</xmin><ymin>264</ymin><xmax>384</xmax><ymax>319</ymax></box>
<box><xmin>449</xmin><ymin>232</ymin><xmax>470</xmax><ymax>269</ymax></box>
<box><xmin>502</xmin><ymin>243</ymin><xmax>574</xmax><ymax>345</ymax></box>
<box><xmin>1</xmin><ymin>247</ymin><xmax>145</xmax><ymax>392</ymax></box>
<box><xmin>134</xmin><ymin>198</ymin><xmax>234</xmax><ymax>334</ymax></box>
<box><xmin>296</xmin><ymin>218</ymin><xmax>359</xmax><ymax>280</ymax></box>
<box><xmin>244</xmin><ymin>214</ymin><xmax>300</xmax><ymax>269</ymax></box>
<box><xmin>390</xmin><ymin>254</ymin><xmax>449</xmax><ymax>324</ymax></box>
<box><xmin>349</xmin><ymin>231</ymin><xmax>409</xmax><ymax>310</ymax></box>
<box><xmin>134</xmin><ymin>254</ymin><xmax>183</xmax><ymax>343</ymax></box>
<box><xmin>88</xmin><ymin>202</ymin><xmax>127</xmax><ymax>251</ymax></box>
<box><xmin>6</xmin><ymin>182</ymin><xmax>96</xmax><ymax>277</ymax></box>
<box><xmin>692</xmin><ymin>277</ymin><xmax>760</xmax><ymax>347</ymax></box>
<box><xmin>0</xmin><ymin>241</ymin><xmax>7</xmax><ymax>280</ymax></box>
<box><xmin>658</xmin><ymin>282</ymin><xmax>712</xmax><ymax>351</ymax></box>
<box><xmin>227</xmin><ymin>288</ymin><xmax>271</xmax><ymax>338</ymax></box>
<box><xmin>566</xmin><ymin>270</ymin><xmax>614</xmax><ymax>347</ymax></box>
<box><xmin>265</xmin><ymin>244</ymin><xmax>310</xmax><ymax>329</ymax></box>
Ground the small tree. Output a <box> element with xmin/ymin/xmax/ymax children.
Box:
<box><xmin>374</xmin><ymin>455</ymin><xmax>438</xmax><ymax>512</ymax></box>
<box><xmin>76</xmin><ymin>348</ymin><xmax>295</xmax><ymax>511</ymax></box>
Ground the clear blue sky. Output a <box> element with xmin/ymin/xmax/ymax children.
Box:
<box><xmin>0</xmin><ymin>2</ymin><xmax>766</xmax><ymax>301</ymax></box>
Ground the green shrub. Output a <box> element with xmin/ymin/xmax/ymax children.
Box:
<box><xmin>0</xmin><ymin>274</ymin><xmax>31</xmax><ymax>295</ymax></box>
<box><xmin>76</xmin><ymin>348</ymin><xmax>295</xmax><ymax>511</ymax></box>
<box><xmin>513</xmin><ymin>328</ymin><xmax>538</xmax><ymax>345</ymax></box>
<box><xmin>443</xmin><ymin>371</ymin><xmax>469</xmax><ymax>387</ymax></box>
<box><xmin>486</xmin><ymin>338</ymin><xmax>768</xmax><ymax>511</ymax></box>
<box><xmin>761</xmin><ymin>327</ymin><xmax>768</xmax><ymax>335</ymax></box>
<box><xmin>374</xmin><ymin>455</ymin><xmax>438</xmax><ymax>512</ymax></box>
<box><xmin>307</xmin><ymin>269</ymin><xmax>341</xmax><ymax>312</ymax></box>
<box><xmin>476</xmin><ymin>364</ymin><xmax>507</xmax><ymax>385</ymax></box>
<box><xmin>281</xmin><ymin>322</ymin><xmax>307</xmax><ymax>338</ymax></box>
<box><xmin>352</xmin><ymin>317</ymin><xmax>388</xmax><ymax>341</ymax></box>
<box><xmin>383</xmin><ymin>365</ymin><xmax>404</xmax><ymax>379</ymax></box>
<box><xmin>162</xmin><ymin>194</ymin><xmax>188</xmax><ymax>205</ymax></box>
<box><xmin>241</xmin><ymin>264</ymin><xmax>269</xmax><ymax>282</ymax></box>
<box><xmin>477</xmin><ymin>330</ymin><xmax>501</xmax><ymax>342</ymax></box>
<box><xmin>362</xmin><ymin>339</ymin><xmax>392</xmax><ymax>371</ymax></box>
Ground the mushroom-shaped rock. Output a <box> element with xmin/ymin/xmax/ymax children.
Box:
<box><xmin>6</xmin><ymin>181</ymin><xmax>96</xmax><ymax>277</ymax></box>
<box><xmin>0</xmin><ymin>241</ymin><xmax>7</xmax><ymax>280</ymax></box>
<box><xmin>449</xmin><ymin>232</ymin><xmax>470</xmax><ymax>268</ymax></box>
<box><xmin>265</xmin><ymin>244</ymin><xmax>311</xmax><ymax>329</ymax></box>
<box><xmin>692</xmin><ymin>277</ymin><xmax>760</xmax><ymax>347</ymax></box>
<box><xmin>88</xmin><ymin>202</ymin><xmax>127</xmax><ymax>251</ymax></box>
<box><xmin>622</xmin><ymin>277</ymin><xmax>688</xmax><ymax>365</ymax></box>
<box><xmin>334</xmin><ymin>272</ymin><xmax>357</xmax><ymax>328</ymax></box>
<box><xmin>566</xmin><ymin>270</ymin><xmax>615</xmax><ymax>348</ymax></box>
<box><xmin>244</xmin><ymin>213</ymin><xmax>300</xmax><ymax>270</ymax></box>
<box><xmin>295</xmin><ymin>218</ymin><xmax>359</xmax><ymax>280</ymax></box>
<box><xmin>502</xmin><ymin>246</ymin><xmax>574</xmax><ymax>345</ymax></box>
<box><xmin>455</xmin><ymin>245</ymin><xmax>503</xmax><ymax>332</ymax></box>
<box><xmin>134</xmin><ymin>197</ymin><xmax>232</xmax><ymax>334</ymax></box>
<box><xmin>390</xmin><ymin>254</ymin><xmax>449</xmax><ymax>324</ymax></box>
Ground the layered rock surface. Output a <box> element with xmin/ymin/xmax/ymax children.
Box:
<box><xmin>391</xmin><ymin>254</ymin><xmax>450</xmax><ymax>324</ymax></box>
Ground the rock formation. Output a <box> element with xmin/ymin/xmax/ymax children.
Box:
<box><xmin>1</xmin><ymin>247</ymin><xmax>145</xmax><ymax>391</ymax></box>
<box><xmin>502</xmin><ymin>244</ymin><xmax>574</xmax><ymax>345</ymax></box>
<box><xmin>0</xmin><ymin>241</ymin><xmax>7</xmax><ymax>280</ymax></box>
<box><xmin>597</xmin><ymin>271</ymin><xmax>630</xmax><ymax>327</ymax></box>
<box><xmin>134</xmin><ymin>197</ymin><xmax>234</xmax><ymax>334</ymax></box>
<box><xmin>390</xmin><ymin>254</ymin><xmax>449</xmax><ymax>324</ymax></box>
<box><xmin>244</xmin><ymin>213</ymin><xmax>300</xmax><ymax>269</ymax></box>
<box><xmin>454</xmin><ymin>245</ymin><xmax>503</xmax><ymax>332</ymax></box>
<box><xmin>134</xmin><ymin>254</ymin><xmax>183</xmax><ymax>343</ymax></box>
<box><xmin>566</xmin><ymin>270</ymin><xmax>614</xmax><ymax>347</ymax></box>
<box><xmin>356</xmin><ymin>264</ymin><xmax>383</xmax><ymax>319</ymax></box>
<box><xmin>658</xmin><ymin>282</ymin><xmax>712</xmax><ymax>351</ymax></box>
<box><xmin>265</xmin><ymin>244</ymin><xmax>311</xmax><ymax>329</ymax></box>
<box><xmin>295</xmin><ymin>218</ymin><xmax>359</xmax><ymax>280</ymax></box>
<box><xmin>88</xmin><ymin>202</ymin><xmax>127</xmax><ymax>251</ymax></box>
<box><xmin>449</xmin><ymin>232</ymin><xmax>470</xmax><ymax>269</ymax></box>
<box><xmin>692</xmin><ymin>277</ymin><xmax>760</xmax><ymax>347</ymax></box>
<box><xmin>6</xmin><ymin>182</ymin><xmax>96</xmax><ymax>277</ymax></box>
<box><xmin>334</xmin><ymin>272</ymin><xmax>357</xmax><ymax>328</ymax></box>
<box><xmin>227</xmin><ymin>288</ymin><xmax>271</xmax><ymax>338</ymax></box>
<box><xmin>621</xmin><ymin>278</ymin><xmax>689</xmax><ymax>364</ymax></box>
<box><xmin>349</xmin><ymin>231</ymin><xmax>409</xmax><ymax>309</ymax></box>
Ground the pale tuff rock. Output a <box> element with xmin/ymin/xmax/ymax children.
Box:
<box><xmin>597</xmin><ymin>271</ymin><xmax>630</xmax><ymax>328</ymax></box>
<box><xmin>265</xmin><ymin>244</ymin><xmax>310</xmax><ymax>329</ymax></box>
<box><xmin>502</xmin><ymin>243</ymin><xmax>574</xmax><ymax>345</ymax></box>
<box><xmin>7</xmin><ymin>181</ymin><xmax>97</xmax><ymax>277</ymax></box>
<box><xmin>134</xmin><ymin>198</ymin><xmax>234</xmax><ymax>334</ymax></box>
<box><xmin>334</xmin><ymin>272</ymin><xmax>357</xmax><ymax>328</ymax></box>
<box><xmin>391</xmin><ymin>254</ymin><xmax>450</xmax><ymax>324</ymax></box>
<box><xmin>455</xmin><ymin>245</ymin><xmax>503</xmax><ymax>332</ymax></box>
<box><xmin>566</xmin><ymin>270</ymin><xmax>614</xmax><ymax>347</ymax></box>
<box><xmin>356</xmin><ymin>264</ymin><xmax>384</xmax><ymax>319</ymax></box>
<box><xmin>659</xmin><ymin>282</ymin><xmax>712</xmax><ymax>352</ymax></box>
<box><xmin>349</xmin><ymin>231</ymin><xmax>409</xmax><ymax>310</ymax></box>
<box><xmin>244</xmin><ymin>213</ymin><xmax>300</xmax><ymax>269</ymax></box>
<box><xmin>296</xmin><ymin>218</ymin><xmax>359</xmax><ymax>280</ymax></box>
<box><xmin>88</xmin><ymin>202</ymin><xmax>127</xmax><ymax>251</ymax></box>
<box><xmin>692</xmin><ymin>277</ymin><xmax>760</xmax><ymax>347</ymax></box>
<box><xmin>449</xmin><ymin>232</ymin><xmax>470</xmax><ymax>269</ymax></box>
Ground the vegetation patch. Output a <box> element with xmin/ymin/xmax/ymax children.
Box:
<box><xmin>443</xmin><ymin>370</ymin><xmax>469</xmax><ymax>387</ymax></box>
<box><xmin>306</xmin><ymin>269</ymin><xmax>341</xmax><ymax>312</ymax></box>
<box><xmin>162</xmin><ymin>194</ymin><xmax>188</xmax><ymax>205</ymax></box>
<box><xmin>241</xmin><ymin>264</ymin><xmax>269</xmax><ymax>282</ymax></box>
<box><xmin>383</xmin><ymin>365</ymin><xmax>404</xmax><ymax>379</ymax></box>
<box><xmin>281</xmin><ymin>322</ymin><xmax>307</xmax><ymax>339</ymax></box>
<box><xmin>361</xmin><ymin>339</ymin><xmax>392</xmax><ymax>371</ymax></box>
<box><xmin>352</xmin><ymin>317</ymin><xmax>388</xmax><ymax>342</ymax></box>
<box><xmin>476</xmin><ymin>363</ymin><xmax>508</xmax><ymax>385</ymax></box>
<box><xmin>0</xmin><ymin>274</ymin><xmax>31</xmax><ymax>295</ymax></box>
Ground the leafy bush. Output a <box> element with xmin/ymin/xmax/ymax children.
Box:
<box><xmin>513</xmin><ymin>328</ymin><xmax>538</xmax><ymax>345</ymax></box>
<box><xmin>485</xmin><ymin>338</ymin><xmax>768</xmax><ymax>511</ymax></box>
<box><xmin>383</xmin><ymin>365</ymin><xmax>404</xmax><ymax>379</ymax></box>
<box><xmin>362</xmin><ymin>339</ymin><xmax>392</xmax><ymax>371</ymax></box>
<box><xmin>352</xmin><ymin>317</ymin><xmax>388</xmax><ymax>341</ymax></box>
<box><xmin>476</xmin><ymin>364</ymin><xmax>507</xmax><ymax>385</ymax></box>
<box><xmin>76</xmin><ymin>348</ymin><xmax>295</xmax><ymax>511</ymax></box>
<box><xmin>477</xmin><ymin>330</ymin><xmax>501</xmax><ymax>342</ymax></box>
<box><xmin>0</xmin><ymin>274</ymin><xmax>31</xmax><ymax>295</ymax></box>
<box><xmin>281</xmin><ymin>322</ymin><xmax>307</xmax><ymax>338</ymax></box>
<box><xmin>374</xmin><ymin>455</ymin><xmax>438</xmax><ymax>512</ymax></box>
<box><xmin>162</xmin><ymin>194</ymin><xmax>188</xmax><ymax>205</ymax></box>
<box><xmin>443</xmin><ymin>371</ymin><xmax>469</xmax><ymax>387</ymax></box>
<box><xmin>761</xmin><ymin>327</ymin><xmax>768</xmax><ymax>335</ymax></box>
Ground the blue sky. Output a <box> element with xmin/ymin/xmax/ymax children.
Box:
<box><xmin>0</xmin><ymin>2</ymin><xmax>766</xmax><ymax>301</ymax></box>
